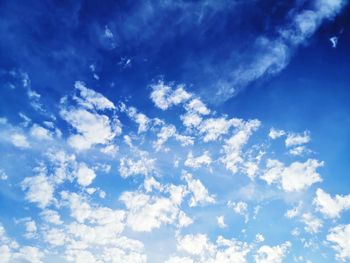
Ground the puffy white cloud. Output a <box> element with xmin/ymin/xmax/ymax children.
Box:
<box><xmin>154</xmin><ymin>124</ymin><xmax>193</xmax><ymax>151</ymax></box>
<box><xmin>0</xmin><ymin>223</ymin><xmax>44</xmax><ymax>263</ymax></box>
<box><xmin>285</xmin><ymin>131</ymin><xmax>310</xmax><ymax>147</ymax></box>
<box><xmin>182</xmin><ymin>173</ymin><xmax>215</xmax><ymax>207</ymax></box>
<box><xmin>255</xmin><ymin>234</ymin><xmax>265</xmax><ymax>243</ymax></box>
<box><xmin>75</xmin><ymin>163</ymin><xmax>96</xmax><ymax>187</ymax></box>
<box><xmin>40</xmin><ymin>209</ymin><xmax>63</xmax><ymax>225</ymax></box>
<box><xmin>198</xmin><ymin>117</ymin><xmax>239</xmax><ymax>142</ymax></box>
<box><xmin>261</xmin><ymin>159</ymin><xmax>323</xmax><ymax>192</ymax></box>
<box><xmin>74</xmin><ymin>81</ymin><xmax>115</xmax><ymax>110</ymax></box>
<box><xmin>185</xmin><ymin>151</ymin><xmax>212</xmax><ymax>169</ymax></box>
<box><xmin>268</xmin><ymin>128</ymin><xmax>286</xmax><ymax>139</ymax></box>
<box><xmin>21</xmin><ymin>173</ymin><xmax>54</xmax><ymax>209</ymax></box>
<box><xmin>221</xmin><ymin>119</ymin><xmax>260</xmax><ymax>174</ymax></box>
<box><xmin>119</xmin><ymin>154</ymin><xmax>155</xmax><ymax>178</ymax></box>
<box><xmin>150</xmin><ymin>81</ymin><xmax>191</xmax><ymax>110</ymax></box>
<box><xmin>61</xmin><ymin>107</ymin><xmax>121</xmax><ymax>151</ymax></box>
<box><xmin>217</xmin><ymin>216</ymin><xmax>227</xmax><ymax>228</ymax></box>
<box><xmin>228</xmin><ymin>201</ymin><xmax>248</xmax><ymax>222</ymax></box>
<box><xmin>174</xmin><ymin>234</ymin><xmax>250</xmax><ymax>263</ymax></box>
<box><xmin>284</xmin><ymin>202</ymin><xmax>303</xmax><ymax>219</ymax></box>
<box><xmin>30</xmin><ymin>124</ymin><xmax>53</xmax><ymax>140</ymax></box>
<box><xmin>301</xmin><ymin>213</ymin><xmax>323</xmax><ymax>234</ymax></box>
<box><xmin>10</xmin><ymin>133</ymin><xmax>30</xmax><ymax>148</ymax></box>
<box><xmin>120</xmin><ymin>185</ymin><xmax>187</xmax><ymax>232</ymax></box>
<box><xmin>313</xmin><ymin>188</ymin><xmax>350</xmax><ymax>219</ymax></box>
<box><xmin>185</xmin><ymin>98</ymin><xmax>210</xmax><ymax>115</ymax></box>
<box><xmin>327</xmin><ymin>224</ymin><xmax>350</xmax><ymax>262</ymax></box>
<box><xmin>254</xmin><ymin>242</ymin><xmax>291</xmax><ymax>263</ymax></box>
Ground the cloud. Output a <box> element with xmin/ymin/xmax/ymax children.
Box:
<box><xmin>261</xmin><ymin>159</ymin><xmax>323</xmax><ymax>192</ymax></box>
<box><xmin>182</xmin><ymin>173</ymin><xmax>215</xmax><ymax>207</ymax></box>
<box><xmin>301</xmin><ymin>213</ymin><xmax>323</xmax><ymax>234</ymax></box>
<box><xmin>216</xmin><ymin>0</ymin><xmax>347</xmax><ymax>101</ymax></box>
<box><xmin>10</xmin><ymin>133</ymin><xmax>30</xmax><ymax>148</ymax></box>
<box><xmin>74</xmin><ymin>81</ymin><xmax>115</xmax><ymax>110</ymax></box>
<box><xmin>184</xmin><ymin>151</ymin><xmax>212</xmax><ymax>169</ymax></box>
<box><xmin>150</xmin><ymin>81</ymin><xmax>191</xmax><ymax>110</ymax></box>
<box><xmin>327</xmin><ymin>224</ymin><xmax>350</xmax><ymax>262</ymax></box>
<box><xmin>75</xmin><ymin>163</ymin><xmax>96</xmax><ymax>187</ymax></box>
<box><xmin>254</xmin><ymin>242</ymin><xmax>291</xmax><ymax>263</ymax></box>
<box><xmin>21</xmin><ymin>172</ymin><xmax>54</xmax><ymax>209</ymax></box>
<box><xmin>313</xmin><ymin>188</ymin><xmax>350</xmax><ymax>219</ymax></box>
<box><xmin>172</xmin><ymin>234</ymin><xmax>250</xmax><ymax>263</ymax></box>
<box><xmin>30</xmin><ymin>124</ymin><xmax>53</xmax><ymax>140</ymax></box>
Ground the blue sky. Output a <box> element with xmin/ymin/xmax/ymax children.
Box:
<box><xmin>0</xmin><ymin>0</ymin><xmax>350</xmax><ymax>262</ymax></box>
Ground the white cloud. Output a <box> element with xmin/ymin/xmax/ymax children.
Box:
<box><xmin>221</xmin><ymin>119</ymin><xmax>260</xmax><ymax>174</ymax></box>
<box><xmin>120</xmin><ymin>185</ymin><xmax>187</xmax><ymax>232</ymax></box>
<box><xmin>40</xmin><ymin>209</ymin><xmax>62</xmax><ymax>225</ymax></box>
<box><xmin>60</xmin><ymin>108</ymin><xmax>121</xmax><ymax>151</ymax></box>
<box><xmin>150</xmin><ymin>81</ymin><xmax>191</xmax><ymax>110</ymax></box>
<box><xmin>313</xmin><ymin>188</ymin><xmax>350</xmax><ymax>219</ymax></box>
<box><xmin>182</xmin><ymin>173</ymin><xmax>215</xmax><ymax>207</ymax></box>
<box><xmin>327</xmin><ymin>224</ymin><xmax>350</xmax><ymax>262</ymax></box>
<box><xmin>75</xmin><ymin>163</ymin><xmax>96</xmax><ymax>187</ymax></box>
<box><xmin>285</xmin><ymin>131</ymin><xmax>310</xmax><ymax>147</ymax></box>
<box><xmin>261</xmin><ymin>159</ymin><xmax>323</xmax><ymax>192</ymax></box>
<box><xmin>301</xmin><ymin>213</ymin><xmax>323</xmax><ymax>234</ymax></box>
<box><xmin>174</xmin><ymin>234</ymin><xmax>250</xmax><ymax>263</ymax></box>
<box><xmin>21</xmin><ymin>173</ymin><xmax>54</xmax><ymax>209</ymax></box>
<box><xmin>10</xmin><ymin>133</ymin><xmax>30</xmax><ymax>148</ymax></box>
<box><xmin>268</xmin><ymin>128</ymin><xmax>286</xmax><ymax>139</ymax></box>
<box><xmin>30</xmin><ymin>124</ymin><xmax>53</xmax><ymax>140</ymax></box>
<box><xmin>217</xmin><ymin>216</ymin><xmax>227</xmax><ymax>228</ymax></box>
<box><xmin>216</xmin><ymin>0</ymin><xmax>347</xmax><ymax>100</ymax></box>
<box><xmin>228</xmin><ymin>201</ymin><xmax>248</xmax><ymax>222</ymax></box>
<box><xmin>330</xmin><ymin>36</ymin><xmax>338</xmax><ymax>48</ymax></box>
<box><xmin>119</xmin><ymin>154</ymin><xmax>155</xmax><ymax>178</ymax></box>
<box><xmin>254</xmin><ymin>242</ymin><xmax>291</xmax><ymax>263</ymax></box>
<box><xmin>255</xmin><ymin>234</ymin><xmax>265</xmax><ymax>243</ymax></box>
<box><xmin>74</xmin><ymin>81</ymin><xmax>115</xmax><ymax>110</ymax></box>
<box><xmin>185</xmin><ymin>151</ymin><xmax>212</xmax><ymax>169</ymax></box>
<box><xmin>185</xmin><ymin>98</ymin><xmax>210</xmax><ymax>115</ymax></box>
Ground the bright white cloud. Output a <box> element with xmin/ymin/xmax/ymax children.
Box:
<box><xmin>327</xmin><ymin>224</ymin><xmax>350</xmax><ymax>262</ymax></box>
<box><xmin>185</xmin><ymin>151</ymin><xmax>212</xmax><ymax>169</ymax></box>
<box><xmin>254</xmin><ymin>242</ymin><xmax>291</xmax><ymax>263</ymax></box>
<box><xmin>21</xmin><ymin>173</ymin><xmax>54</xmax><ymax>209</ymax></box>
<box><xmin>74</xmin><ymin>81</ymin><xmax>115</xmax><ymax>110</ymax></box>
<box><xmin>313</xmin><ymin>188</ymin><xmax>350</xmax><ymax>219</ymax></box>
<box><xmin>10</xmin><ymin>133</ymin><xmax>30</xmax><ymax>148</ymax></box>
<box><xmin>261</xmin><ymin>159</ymin><xmax>323</xmax><ymax>192</ymax></box>
<box><xmin>182</xmin><ymin>173</ymin><xmax>215</xmax><ymax>207</ymax></box>
<box><xmin>285</xmin><ymin>131</ymin><xmax>310</xmax><ymax>147</ymax></box>
<box><xmin>75</xmin><ymin>163</ymin><xmax>96</xmax><ymax>187</ymax></box>
<box><xmin>150</xmin><ymin>81</ymin><xmax>191</xmax><ymax>110</ymax></box>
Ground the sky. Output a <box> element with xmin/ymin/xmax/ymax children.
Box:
<box><xmin>0</xmin><ymin>0</ymin><xmax>350</xmax><ymax>262</ymax></box>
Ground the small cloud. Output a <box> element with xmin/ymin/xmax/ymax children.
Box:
<box><xmin>329</xmin><ymin>36</ymin><xmax>338</xmax><ymax>48</ymax></box>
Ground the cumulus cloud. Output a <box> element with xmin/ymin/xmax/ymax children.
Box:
<box><xmin>261</xmin><ymin>159</ymin><xmax>323</xmax><ymax>192</ymax></box>
<box><xmin>150</xmin><ymin>81</ymin><xmax>191</xmax><ymax>110</ymax></box>
<box><xmin>10</xmin><ymin>133</ymin><xmax>30</xmax><ymax>148</ymax></box>
<box><xmin>182</xmin><ymin>173</ymin><xmax>215</xmax><ymax>207</ymax></box>
<box><xmin>313</xmin><ymin>188</ymin><xmax>350</xmax><ymax>219</ymax></box>
<box><xmin>184</xmin><ymin>151</ymin><xmax>212</xmax><ymax>169</ymax></box>
<box><xmin>21</xmin><ymin>173</ymin><xmax>54</xmax><ymax>209</ymax></box>
<box><xmin>254</xmin><ymin>242</ymin><xmax>291</xmax><ymax>263</ymax></box>
<box><xmin>327</xmin><ymin>224</ymin><xmax>350</xmax><ymax>262</ymax></box>
<box><xmin>172</xmin><ymin>234</ymin><xmax>250</xmax><ymax>263</ymax></box>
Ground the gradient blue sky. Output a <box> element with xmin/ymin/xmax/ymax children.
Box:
<box><xmin>0</xmin><ymin>0</ymin><xmax>350</xmax><ymax>262</ymax></box>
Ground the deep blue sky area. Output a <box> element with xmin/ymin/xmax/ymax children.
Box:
<box><xmin>0</xmin><ymin>1</ymin><xmax>350</xmax><ymax>262</ymax></box>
